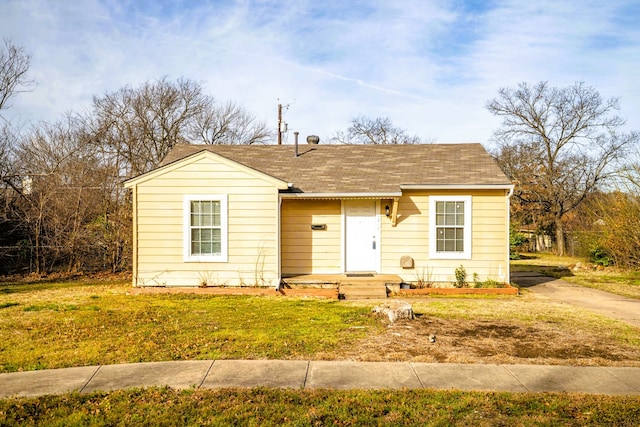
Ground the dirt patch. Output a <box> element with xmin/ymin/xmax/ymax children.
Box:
<box><xmin>326</xmin><ymin>316</ymin><xmax>640</xmax><ymax>367</ymax></box>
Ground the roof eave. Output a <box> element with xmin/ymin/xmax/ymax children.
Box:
<box><xmin>400</xmin><ymin>184</ymin><xmax>514</xmax><ymax>191</ymax></box>
<box><xmin>279</xmin><ymin>192</ymin><xmax>403</xmax><ymax>199</ymax></box>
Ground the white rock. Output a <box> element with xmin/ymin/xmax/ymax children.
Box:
<box><xmin>372</xmin><ymin>301</ymin><xmax>415</xmax><ymax>323</ymax></box>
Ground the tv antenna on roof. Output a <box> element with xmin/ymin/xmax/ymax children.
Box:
<box><xmin>277</xmin><ymin>99</ymin><xmax>295</xmax><ymax>145</ymax></box>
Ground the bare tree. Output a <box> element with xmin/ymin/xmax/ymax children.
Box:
<box><xmin>13</xmin><ymin>116</ymin><xmax>106</xmax><ymax>272</ymax></box>
<box><xmin>0</xmin><ymin>38</ymin><xmax>34</xmax><ymax>116</ymax></box>
<box><xmin>487</xmin><ymin>81</ymin><xmax>638</xmax><ymax>255</ymax></box>
<box><xmin>92</xmin><ymin>77</ymin><xmax>210</xmax><ymax>176</ymax></box>
<box><xmin>332</xmin><ymin>116</ymin><xmax>425</xmax><ymax>144</ymax></box>
<box><xmin>1</xmin><ymin>39</ymin><xmax>34</xmax><ymax>185</ymax></box>
<box><xmin>189</xmin><ymin>101</ymin><xmax>272</xmax><ymax>145</ymax></box>
<box><xmin>0</xmin><ymin>123</ymin><xmax>16</xmax><ymax>186</ymax></box>
<box><xmin>92</xmin><ymin>77</ymin><xmax>273</xmax><ymax>177</ymax></box>
<box><xmin>0</xmin><ymin>39</ymin><xmax>34</xmax><ymax>272</ymax></box>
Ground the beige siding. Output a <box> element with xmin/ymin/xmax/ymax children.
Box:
<box><xmin>132</xmin><ymin>156</ymin><xmax>280</xmax><ymax>287</ymax></box>
<box><xmin>381</xmin><ymin>190</ymin><xmax>509</xmax><ymax>284</ymax></box>
<box><xmin>281</xmin><ymin>199</ymin><xmax>342</xmax><ymax>274</ymax></box>
<box><xmin>280</xmin><ymin>190</ymin><xmax>509</xmax><ymax>282</ymax></box>
<box><xmin>130</xmin><ymin>150</ymin><xmax>510</xmax><ymax>287</ymax></box>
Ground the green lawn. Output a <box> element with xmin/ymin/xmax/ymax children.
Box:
<box><xmin>2</xmin><ymin>274</ymin><xmax>640</xmax><ymax>372</ymax></box>
<box><xmin>0</xmin><ymin>279</ymin><xmax>379</xmax><ymax>372</ymax></box>
<box><xmin>1</xmin><ymin>387</ymin><xmax>638</xmax><ymax>426</ymax></box>
<box><xmin>2</xmin><ymin>274</ymin><xmax>640</xmax><ymax>425</ymax></box>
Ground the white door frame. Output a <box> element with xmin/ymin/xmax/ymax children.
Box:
<box><xmin>341</xmin><ymin>199</ymin><xmax>380</xmax><ymax>273</ymax></box>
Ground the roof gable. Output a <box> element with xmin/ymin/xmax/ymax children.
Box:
<box><xmin>124</xmin><ymin>149</ymin><xmax>290</xmax><ymax>189</ymax></box>
<box><xmin>135</xmin><ymin>143</ymin><xmax>512</xmax><ymax>194</ymax></box>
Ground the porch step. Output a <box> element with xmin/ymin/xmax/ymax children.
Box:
<box><xmin>281</xmin><ymin>274</ymin><xmax>403</xmax><ymax>300</ymax></box>
<box><xmin>339</xmin><ymin>284</ymin><xmax>388</xmax><ymax>300</ymax></box>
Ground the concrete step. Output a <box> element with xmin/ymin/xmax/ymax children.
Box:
<box><xmin>339</xmin><ymin>284</ymin><xmax>388</xmax><ymax>300</ymax></box>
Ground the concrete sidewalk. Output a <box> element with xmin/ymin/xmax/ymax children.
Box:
<box><xmin>2</xmin><ymin>360</ymin><xmax>639</xmax><ymax>398</ymax></box>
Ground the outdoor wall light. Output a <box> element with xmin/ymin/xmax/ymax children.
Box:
<box><xmin>385</xmin><ymin>205</ymin><xmax>390</xmax><ymax>217</ymax></box>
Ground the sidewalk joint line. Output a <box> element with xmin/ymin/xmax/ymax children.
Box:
<box><xmin>80</xmin><ymin>365</ymin><xmax>102</xmax><ymax>394</ymax></box>
<box><xmin>603</xmin><ymin>366</ymin><xmax>640</xmax><ymax>393</ymax></box>
<box><xmin>199</xmin><ymin>360</ymin><xmax>216</xmax><ymax>389</ymax></box>
<box><xmin>501</xmin><ymin>365</ymin><xmax>529</xmax><ymax>392</ymax></box>
<box><xmin>408</xmin><ymin>362</ymin><xmax>425</xmax><ymax>388</ymax></box>
<box><xmin>302</xmin><ymin>360</ymin><xmax>311</xmax><ymax>389</ymax></box>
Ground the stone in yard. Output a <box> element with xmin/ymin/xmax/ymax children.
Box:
<box><xmin>372</xmin><ymin>301</ymin><xmax>415</xmax><ymax>323</ymax></box>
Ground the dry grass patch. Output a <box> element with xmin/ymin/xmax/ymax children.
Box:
<box><xmin>564</xmin><ymin>270</ymin><xmax>640</xmax><ymax>300</ymax></box>
<box><xmin>511</xmin><ymin>253</ymin><xmax>640</xmax><ymax>299</ymax></box>
<box><xmin>332</xmin><ymin>296</ymin><xmax>640</xmax><ymax>366</ymax></box>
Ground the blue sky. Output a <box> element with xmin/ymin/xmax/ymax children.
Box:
<box><xmin>1</xmin><ymin>0</ymin><xmax>638</xmax><ymax>146</ymax></box>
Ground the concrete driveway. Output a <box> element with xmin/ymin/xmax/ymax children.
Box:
<box><xmin>511</xmin><ymin>272</ymin><xmax>640</xmax><ymax>328</ymax></box>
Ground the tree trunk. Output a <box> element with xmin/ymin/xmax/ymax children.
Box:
<box><xmin>555</xmin><ymin>216</ymin><xmax>566</xmax><ymax>256</ymax></box>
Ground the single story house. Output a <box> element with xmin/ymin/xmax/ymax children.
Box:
<box><xmin>124</xmin><ymin>142</ymin><xmax>514</xmax><ymax>288</ymax></box>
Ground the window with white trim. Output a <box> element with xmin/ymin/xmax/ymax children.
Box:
<box><xmin>429</xmin><ymin>196</ymin><xmax>471</xmax><ymax>259</ymax></box>
<box><xmin>184</xmin><ymin>195</ymin><xmax>228</xmax><ymax>262</ymax></box>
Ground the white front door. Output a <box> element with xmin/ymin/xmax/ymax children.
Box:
<box><xmin>344</xmin><ymin>200</ymin><xmax>378</xmax><ymax>272</ymax></box>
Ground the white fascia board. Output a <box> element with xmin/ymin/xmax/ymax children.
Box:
<box><xmin>279</xmin><ymin>192</ymin><xmax>402</xmax><ymax>199</ymax></box>
<box><xmin>400</xmin><ymin>184</ymin><xmax>514</xmax><ymax>191</ymax></box>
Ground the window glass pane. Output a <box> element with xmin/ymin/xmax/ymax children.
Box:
<box><xmin>212</xmin><ymin>202</ymin><xmax>221</xmax><ymax>226</ymax></box>
<box><xmin>445</xmin><ymin>201</ymin><xmax>455</xmax><ymax>215</ymax></box>
<box><xmin>191</xmin><ymin>201</ymin><xmax>200</xmax><ymax>226</ymax></box>
<box><xmin>200</xmin><ymin>228</ymin><xmax>212</xmax><ymax>241</ymax></box>
<box><xmin>190</xmin><ymin>210</ymin><xmax>222</xmax><ymax>256</ymax></box>
<box><xmin>200</xmin><ymin>212</ymin><xmax>212</xmax><ymax>227</ymax></box>
<box><xmin>445</xmin><ymin>212</ymin><xmax>455</xmax><ymax>226</ymax></box>
<box><xmin>211</xmin><ymin>241</ymin><xmax>221</xmax><ymax>254</ymax></box>
<box><xmin>200</xmin><ymin>241</ymin><xmax>213</xmax><ymax>254</ymax></box>
<box><xmin>191</xmin><ymin>228</ymin><xmax>201</xmax><ymax>254</ymax></box>
<box><xmin>191</xmin><ymin>229</ymin><xmax>201</xmax><ymax>254</ymax></box>
<box><xmin>433</xmin><ymin>199</ymin><xmax>467</xmax><ymax>254</ymax></box>
<box><xmin>436</xmin><ymin>201</ymin><xmax>466</xmax><ymax>227</ymax></box>
<box><xmin>444</xmin><ymin>239</ymin><xmax>455</xmax><ymax>251</ymax></box>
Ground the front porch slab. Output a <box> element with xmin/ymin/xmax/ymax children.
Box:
<box><xmin>281</xmin><ymin>274</ymin><xmax>403</xmax><ymax>287</ymax></box>
<box><xmin>281</xmin><ymin>274</ymin><xmax>403</xmax><ymax>300</ymax></box>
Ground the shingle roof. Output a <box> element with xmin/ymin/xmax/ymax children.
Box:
<box><xmin>158</xmin><ymin>143</ymin><xmax>512</xmax><ymax>194</ymax></box>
